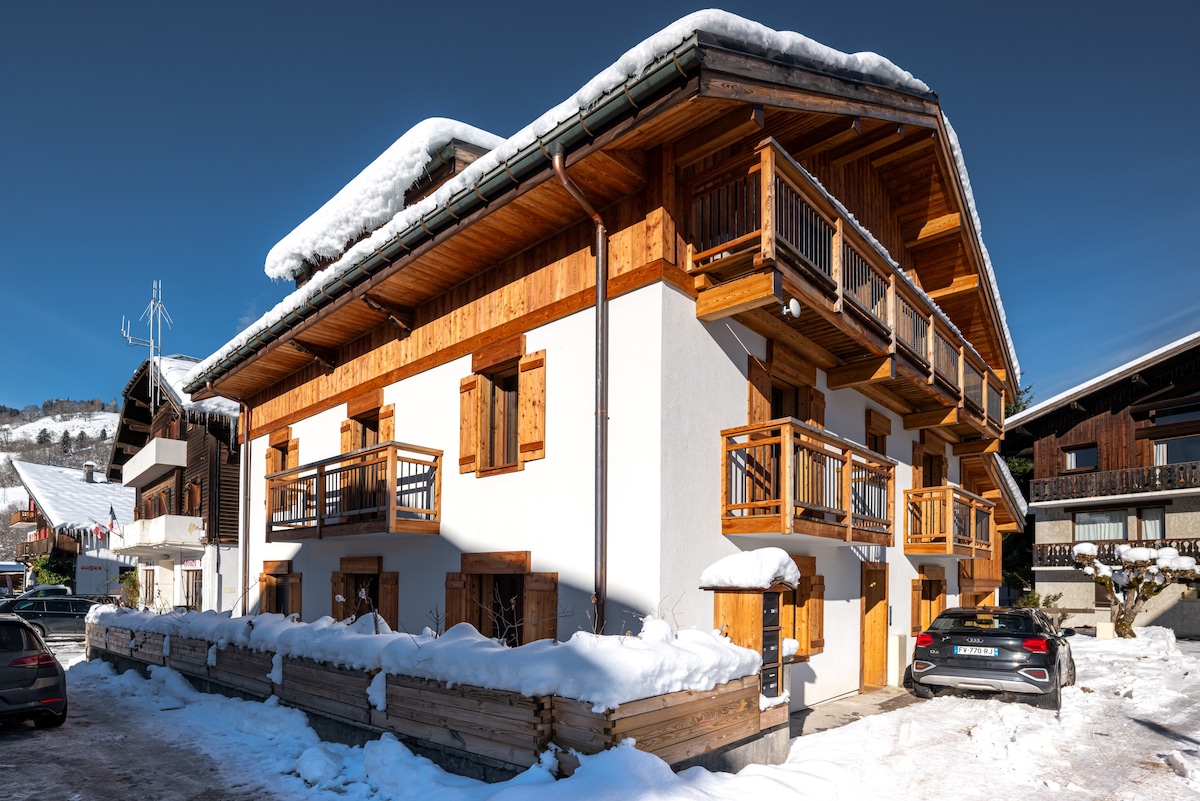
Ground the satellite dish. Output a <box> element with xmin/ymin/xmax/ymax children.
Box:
<box><xmin>782</xmin><ymin>298</ymin><xmax>802</xmax><ymax>319</ymax></box>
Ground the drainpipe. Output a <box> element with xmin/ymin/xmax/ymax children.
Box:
<box><xmin>552</xmin><ymin>144</ymin><xmax>609</xmax><ymax>635</ymax></box>
<box><xmin>239</xmin><ymin>400</ymin><xmax>252</xmax><ymax>617</ymax></box>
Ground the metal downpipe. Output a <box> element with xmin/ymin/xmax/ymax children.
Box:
<box><xmin>552</xmin><ymin>145</ymin><xmax>608</xmax><ymax>635</ymax></box>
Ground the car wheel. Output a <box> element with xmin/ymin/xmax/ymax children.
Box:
<box><xmin>913</xmin><ymin>680</ymin><xmax>934</xmax><ymax>699</ymax></box>
<box><xmin>34</xmin><ymin>702</ymin><xmax>67</xmax><ymax>729</ymax></box>
<box><xmin>29</xmin><ymin>623</ymin><xmax>46</xmax><ymax>639</ymax></box>
<box><xmin>1067</xmin><ymin>659</ymin><xmax>1077</xmax><ymax>686</ymax></box>
<box><xmin>1035</xmin><ymin>680</ymin><xmax>1062</xmax><ymax>711</ymax></box>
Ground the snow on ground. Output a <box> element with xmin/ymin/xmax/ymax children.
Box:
<box><xmin>60</xmin><ymin>627</ymin><xmax>1200</xmax><ymax>800</ymax></box>
<box><xmin>3</xmin><ymin>411</ymin><xmax>118</xmax><ymax>444</ymax></box>
<box><xmin>0</xmin><ymin>483</ymin><xmax>28</xmax><ymax>509</ymax></box>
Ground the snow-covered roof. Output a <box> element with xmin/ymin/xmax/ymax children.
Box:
<box><xmin>990</xmin><ymin>451</ymin><xmax>1029</xmax><ymax>519</ymax></box>
<box><xmin>125</xmin><ymin>356</ymin><xmax>240</xmax><ymax>424</ymax></box>
<box><xmin>12</xmin><ymin>461</ymin><xmax>135</xmax><ymax>536</ymax></box>
<box><xmin>265</xmin><ymin>119</ymin><xmax>504</xmax><ymax>282</ymax></box>
<box><xmin>186</xmin><ymin>9</ymin><xmax>1015</xmax><ymax>393</ymax></box>
<box><xmin>699</xmin><ymin>547</ymin><xmax>801</xmax><ymax>590</ymax></box>
<box><xmin>1008</xmin><ymin>329</ymin><xmax>1200</xmax><ymax>427</ymax></box>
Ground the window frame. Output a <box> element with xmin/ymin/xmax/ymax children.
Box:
<box><xmin>1062</xmin><ymin>443</ymin><xmax>1098</xmax><ymax>473</ymax></box>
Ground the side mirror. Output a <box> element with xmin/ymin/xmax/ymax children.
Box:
<box><xmin>1063</xmin><ymin>628</ymin><xmax>1077</xmax><ymax>637</ymax></box>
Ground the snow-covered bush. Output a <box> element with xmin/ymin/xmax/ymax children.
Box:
<box><xmin>1073</xmin><ymin>543</ymin><xmax>1197</xmax><ymax>638</ymax></box>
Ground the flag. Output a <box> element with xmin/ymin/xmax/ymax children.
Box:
<box><xmin>108</xmin><ymin>504</ymin><xmax>116</xmax><ymax>532</ymax></box>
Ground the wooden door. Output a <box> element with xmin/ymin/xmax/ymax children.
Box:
<box><xmin>861</xmin><ymin>562</ymin><xmax>888</xmax><ymax>690</ymax></box>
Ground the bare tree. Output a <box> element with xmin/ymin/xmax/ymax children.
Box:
<box><xmin>1074</xmin><ymin>543</ymin><xmax>1197</xmax><ymax>638</ymax></box>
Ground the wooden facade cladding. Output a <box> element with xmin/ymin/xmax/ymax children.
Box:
<box><xmin>903</xmin><ymin>485</ymin><xmax>995</xmax><ymax>558</ymax></box>
<box><xmin>721</xmin><ymin>417</ymin><xmax>893</xmax><ymax>545</ymax></box>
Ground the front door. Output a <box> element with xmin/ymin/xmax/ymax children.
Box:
<box><xmin>861</xmin><ymin>562</ymin><xmax>888</xmax><ymax>689</ymax></box>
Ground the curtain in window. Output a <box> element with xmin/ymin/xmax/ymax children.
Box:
<box><xmin>1141</xmin><ymin>507</ymin><xmax>1165</xmax><ymax>540</ymax></box>
<box><xmin>1075</xmin><ymin>510</ymin><xmax>1125</xmax><ymax>541</ymax></box>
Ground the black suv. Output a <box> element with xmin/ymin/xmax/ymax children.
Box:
<box><xmin>0</xmin><ymin>614</ymin><xmax>67</xmax><ymax>727</ymax></box>
<box><xmin>5</xmin><ymin>597</ymin><xmax>98</xmax><ymax>639</ymax></box>
<box><xmin>911</xmin><ymin>607</ymin><xmax>1076</xmax><ymax>710</ymax></box>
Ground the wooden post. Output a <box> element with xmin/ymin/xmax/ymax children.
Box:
<box><xmin>759</xmin><ymin>146</ymin><xmax>775</xmax><ymax>265</ymax></box>
<box><xmin>887</xmin><ymin>274</ymin><xmax>897</xmax><ymax>355</ymax></box>
<box><xmin>840</xmin><ymin>448</ymin><xmax>854</xmax><ymax>541</ymax></box>
<box><xmin>315</xmin><ymin>465</ymin><xmax>325</xmax><ymax>539</ymax></box>
<box><xmin>781</xmin><ymin>423</ymin><xmax>795</xmax><ymax>536</ymax></box>
<box><xmin>833</xmin><ymin>218</ymin><xmax>845</xmax><ymax>314</ymax></box>
<box><xmin>385</xmin><ymin>445</ymin><xmax>398</xmax><ymax>534</ymax></box>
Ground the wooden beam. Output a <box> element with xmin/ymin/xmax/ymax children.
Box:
<box><xmin>952</xmin><ymin>438</ymin><xmax>1000</xmax><ymax>456</ymax></box>
<box><xmin>825</xmin><ymin>357</ymin><xmax>895</xmax><ymax>390</ymax></box>
<box><xmin>290</xmin><ymin>339</ymin><xmax>337</xmax><ymax>374</ymax></box>
<box><xmin>903</xmin><ymin>407</ymin><xmax>960</xmax><ymax>430</ymax></box>
<box><xmin>830</xmin><ymin>127</ymin><xmax>904</xmax><ymax>168</ymax></box>
<box><xmin>126</xmin><ymin>420</ymin><xmax>151</xmax><ymax>434</ymax></box>
<box><xmin>904</xmin><ymin>212</ymin><xmax>961</xmax><ymax>249</ymax></box>
<box><xmin>869</xmin><ymin>131</ymin><xmax>936</xmax><ymax>168</ymax></box>
<box><xmin>926</xmin><ymin>274</ymin><xmax>980</xmax><ymax>303</ymax></box>
<box><xmin>696</xmin><ymin>269</ymin><xmax>782</xmax><ymax>322</ymax></box>
<box><xmin>738</xmin><ymin>307</ymin><xmax>839</xmax><ymax>371</ymax></box>
<box><xmin>792</xmin><ymin>117</ymin><xmax>864</xmax><ymax>161</ymax></box>
<box><xmin>674</xmin><ymin>104</ymin><xmax>765</xmax><ymax>168</ymax></box>
<box><xmin>362</xmin><ymin>294</ymin><xmax>414</xmax><ymax>338</ymax></box>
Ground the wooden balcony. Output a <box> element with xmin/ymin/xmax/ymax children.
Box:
<box><xmin>1034</xmin><ymin>538</ymin><xmax>1200</xmax><ymax>569</ymax></box>
<box><xmin>1030</xmin><ymin>461</ymin><xmax>1200</xmax><ymax>503</ymax></box>
<box><xmin>904</xmin><ymin>486</ymin><xmax>994</xmax><ymax>558</ymax></box>
<box><xmin>16</xmin><ymin>534</ymin><xmax>79</xmax><ymax>559</ymax></box>
<box><xmin>267</xmin><ymin>441</ymin><xmax>442</xmax><ymax>541</ymax></box>
<box><xmin>688</xmin><ymin>138</ymin><xmax>1004</xmax><ymax>440</ymax></box>
<box><xmin>9</xmin><ymin>509</ymin><xmax>36</xmax><ymax>527</ymax></box>
<box><xmin>722</xmin><ymin>417</ymin><xmax>894</xmax><ymax>546</ymax></box>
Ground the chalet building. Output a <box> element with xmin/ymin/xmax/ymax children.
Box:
<box><xmin>184</xmin><ymin>11</ymin><xmax>1024</xmax><ymax>709</ymax></box>
<box><xmin>1005</xmin><ymin>331</ymin><xmax>1200</xmax><ymax>635</ymax></box>
<box><xmin>10</xmin><ymin>460</ymin><xmax>135</xmax><ymax>595</ymax></box>
<box><xmin>106</xmin><ymin>356</ymin><xmax>241</xmax><ymax>612</ymax></box>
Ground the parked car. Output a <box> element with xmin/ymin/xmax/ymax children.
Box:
<box><xmin>0</xmin><ymin>614</ymin><xmax>67</xmax><ymax>727</ymax></box>
<box><xmin>0</xmin><ymin>585</ymin><xmax>73</xmax><ymax>613</ymax></box>
<box><xmin>3</xmin><ymin>597</ymin><xmax>98</xmax><ymax>639</ymax></box>
<box><xmin>910</xmin><ymin>606</ymin><xmax>1076</xmax><ymax>710</ymax></box>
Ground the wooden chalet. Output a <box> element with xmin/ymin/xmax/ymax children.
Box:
<box><xmin>184</xmin><ymin>10</ymin><xmax>1024</xmax><ymax>719</ymax></box>
<box><xmin>1006</xmin><ymin>330</ymin><xmax>1200</xmax><ymax>634</ymax></box>
<box><xmin>107</xmin><ymin>356</ymin><xmax>241</xmax><ymax>612</ymax></box>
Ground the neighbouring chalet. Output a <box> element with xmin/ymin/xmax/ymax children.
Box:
<box><xmin>183</xmin><ymin>10</ymin><xmax>1025</xmax><ymax>709</ymax></box>
<box><xmin>106</xmin><ymin>355</ymin><xmax>241</xmax><ymax>612</ymax></box>
<box><xmin>1005</xmin><ymin>331</ymin><xmax>1200</xmax><ymax>635</ymax></box>
<box><xmin>10</xmin><ymin>460</ymin><xmax>135</xmax><ymax>595</ymax></box>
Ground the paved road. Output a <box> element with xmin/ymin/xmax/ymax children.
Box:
<box><xmin>0</xmin><ymin>642</ymin><xmax>281</xmax><ymax>801</ymax></box>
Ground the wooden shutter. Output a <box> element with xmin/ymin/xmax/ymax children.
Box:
<box><xmin>748</xmin><ymin>357</ymin><xmax>772</xmax><ymax>423</ymax></box>
<box><xmin>522</xmin><ymin>572</ymin><xmax>558</xmax><ymax>644</ymax></box>
<box><xmin>936</xmin><ymin>580</ymin><xmax>947</xmax><ymax>617</ymax></box>
<box><xmin>287</xmin><ymin>574</ymin><xmax>303</xmax><ymax>618</ymax></box>
<box><xmin>340</xmin><ymin>419</ymin><xmax>355</xmax><ymax>454</ymax></box>
<box><xmin>911</xmin><ymin>580</ymin><xmax>923</xmax><ymax>636</ymax></box>
<box><xmin>445</xmin><ymin>572</ymin><xmax>469</xmax><ymax>630</ymax></box>
<box><xmin>807</xmin><ymin>388</ymin><xmax>826</xmax><ymax>429</ymax></box>
<box><xmin>259</xmin><ymin>574</ymin><xmax>276</xmax><ymax>615</ymax></box>
<box><xmin>517</xmin><ymin>351</ymin><xmax>546</xmax><ymax>462</ymax></box>
<box><xmin>808</xmin><ymin>575</ymin><xmax>825</xmax><ymax>653</ymax></box>
<box><xmin>265</xmin><ymin>447</ymin><xmax>282</xmax><ymax>476</ymax></box>
<box><xmin>380</xmin><ymin>571</ymin><xmax>399</xmax><ymax>632</ymax></box>
<box><xmin>331</xmin><ymin>572</ymin><xmax>346</xmax><ymax>621</ymax></box>
<box><xmin>459</xmin><ymin>376</ymin><xmax>479</xmax><ymax>473</ymax></box>
<box><xmin>379</xmin><ymin>404</ymin><xmax>395</xmax><ymax>442</ymax></box>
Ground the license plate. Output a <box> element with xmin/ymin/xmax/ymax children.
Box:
<box><xmin>955</xmin><ymin>645</ymin><xmax>998</xmax><ymax>657</ymax></box>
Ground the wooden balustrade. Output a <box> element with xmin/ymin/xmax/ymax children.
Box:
<box><xmin>722</xmin><ymin>417</ymin><xmax>893</xmax><ymax>546</ymax></box>
<box><xmin>9</xmin><ymin>509</ymin><xmax>36</xmax><ymax>527</ymax></box>
<box><xmin>16</xmin><ymin>534</ymin><xmax>79</xmax><ymax>558</ymax></box>
<box><xmin>1031</xmin><ymin>461</ymin><xmax>1200</xmax><ymax>502</ymax></box>
<box><xmin>1034</xmin><ymin>538</ymin><xmax>1200</xmax><ymax>568</ymax></box>
<box><xmin>904</xmin><ymin>485</ymin><xmax>994</xmax><ymax>558</ymax></box>
<box><xmin>688</xmin><ymin>138</ymin><xmax>1004</xmax><ymax>438</ymax></box>
<box><xmin>267</xmin><ymin>441</ymin><xmax>442</xmax><ymax>540</ymax></box>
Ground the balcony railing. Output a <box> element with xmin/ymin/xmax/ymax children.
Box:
<box><xmin>1031</xmin><ymin>461</ymin><xmax>1200</xmax><ymax>502</ymax></box>
<box><xmin>904</xmin><ymin>486</ymin><xmax>994</xmax><ymax>558</ymax></box>
<box><xmin>1034</xmin><ymin>538</ymin><xmax>1200</xmax><ymax>568</ymax></box>
<box><xmin>267</xmin><ymin>441</ymin><xmax>442</xmax><ymax>540</ymax></box>
<box><xmin>722</xmin><ymin>418</ymin><xmax>893</xmax><ymax>546</ymax></box>
<box><xmin>9</xmin><ymin>510</ymin><xmax>36</xmax><ymax>527</ymax></box>
<box><xmin>113</xmin><ymin>515</ymin><xmax>206</xmax><ymax>557</ymax></box>
<box><xmin>689</xmin><ymin>138</ymin><xmax>1005</xmax><ymax>436</ymax></box>
<box><xmin>16</xmin><ymin>534</ymin><xmax>79</xmax><ymax>559</ymax></box>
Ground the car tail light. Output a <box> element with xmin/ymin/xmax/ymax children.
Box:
<box><xmin>1022</xmin><ymin>637</ymin><xmax>1049</xmax><ymax>654</ymax></box>
<box><xmin>9</xmin><ymin>653</ymin><xmax>57</xmax><ymax>669</ymax></box>
<box><xmin>1019</xmin><ymin>668</ymin><xmax>1049</xmax><ymax>682</ymax></box>
<box><xmin>916</xmin><ymin>633</ymin><xmax>933</xmax><ymax>647</ymax></box>
<box><xmin>39</xmin><ymin>697</ymin><xmax>64</xmax><ymax>704</ymax></box>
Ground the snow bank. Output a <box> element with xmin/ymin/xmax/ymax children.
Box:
<box><xmin>87</xmin><ymin>608</ymin><xmax>759</xmax><ymax>709</ymax></box>
<box><xmin>700</xmin><ymin>547</ymin><xmax>801</xmax><ymax>589</ymax></box>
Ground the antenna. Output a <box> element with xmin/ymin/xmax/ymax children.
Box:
<box><xmin>121</xmin><ymin>280</ymin><xmax>173</xmax><ymax>415</ymax></box>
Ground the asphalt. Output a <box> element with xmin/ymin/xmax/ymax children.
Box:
<box><xmin>790</xmin><ymin>685</ymin><xmax>922</xmax><ymax>737</ymax></box>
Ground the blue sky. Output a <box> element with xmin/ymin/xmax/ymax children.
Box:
<box><xmin>2</xmin><ymin>1</ymin><xmax>1197</xmax><ymax>411</ymax></box>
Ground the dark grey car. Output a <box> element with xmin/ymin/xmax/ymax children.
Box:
<box><xmin>0</xmin><ymin>614</ymin><xmax>67</xmax><ymax>727</ymax></box>
<box><xmin>911</xmin><ymin>606</ymin><xmax>1076</xmax><ymax>710</ymax></box>
<box><xmin>6</xmin><ymin>598</ymin><xmax>97</xmax><ymax>639</ymax></box>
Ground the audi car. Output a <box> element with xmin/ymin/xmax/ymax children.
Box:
<box><xmin>911</xmin><ymin>606</ymin><xmax>1076</xmax><ymax>710</ymax></box>
<box><xmin>0</xmin><ymin>614</ymin><xmax>68</xmax><ymax>728</ymax></box>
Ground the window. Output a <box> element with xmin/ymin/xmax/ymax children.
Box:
<box><xmin>141</xmin><ymin>568</ymin><xmax>156</xmax><ymax>608</ymax></box>
<box><xmin>781</xmin><ymin>555</ymin><xmax>825</xmax><ymax>658</ymax></box>
<box><xmin>1155</xmin><ymin>436</ymin><xmax>1200</xmax><ymax>465</ymax></box>
<box><xmin>184</xmin><ymin>482</ymin><xmax>201</xmax><ymax>517</ymax></box>
<box><xmin>1074</xmin><ymin>509</ymin><xmax>1126</xmax><ymax>541</ymax></box>
<box><xmin>331</xmin><ymin>556</ymin><xmax>397</xmax><ymax>630</ymax></box>
<box><xmin>184</xmin><ymin>569</ymin><xmax>202</xmax><ymax>611</ymax></box>
<box><xmin>1139</xmin><ymin>507</ymin><xmax>1165</xmax><ymax>540</ymax></box>
<box><xmin>259</xmin><ymin>560</ymin><xmax>302</xmax><ymax>618</ymax></box>
<box><xmin>267</xmin><ymin>427</ymin><xmax>299</xmax><ymax>474</ymax></box>
<box><xmin>445</xmin><ymin>552</ymin><xmax>558</xmax><ymax>645</ymax></box>
<box><xmin>1064</xmin><ymin>445</ymin><xmax>1098</xmax><ymax>471</ymax></box>
<box><xmin>911</xmin><ymin>565</ymin><xmax>946</xmax><ymax>635</ymax></box>
<box><xmin>459</xmin><ymin>340</ymin><xmax>546</xmax><ymax>476</ymax></box>
<box><xmin>865</xmin><ymin>409</ymin><xmax>890</xmax><ymax>456</ymax></box>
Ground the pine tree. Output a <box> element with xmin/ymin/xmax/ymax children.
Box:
<box><xmin>36</xmin><ymin>428</ymin><xmax>50</xmax><ymax>445</ymax></box>
<box><xmin>59</xmin><ymin>430</ymin><xmax>72</xmax><ymax>454</ymax></box>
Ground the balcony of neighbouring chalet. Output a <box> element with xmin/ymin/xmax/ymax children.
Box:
<box><xmin>114</xmin><ymin>515</ymin><xmax>206</xmax><ymax>559</ymax></box>
<box><xmin>1034</xmin><ymin>538</ymin><xmax>1200</xmax><ymax>570</ymax></box>
<box><xmin>1031</xmin><ymin>461</ymin><xmax>1200</xmax><ymax>503</ymax></box>
<box><xmin>16</xmin><ymin>534</ymin><xmax>79</xmax><ymax>560</ymax></box>
<box><xmin>904</xmin><ymin>486</ymin><xmax>994</xmax><ymax>559</ymax></box>
<box><xmin>689</xmin><ymin>138</ymin><xmax>1005</xmax><ymax>442</ymax></box>
<box><xmin>722</xmin><ymin>417</ymin><xmax>893</xmax><ymax>545</ymax></box>
<box><xmin>267</xmin><ymin>441</ymin><xmax>442</xmax><ymax>541</ymax></box>
<box><xmin>9</xmin><ymin>510</ymin><xmax>37</xmax><ymax>536</ymax></box>
<box><xmin>121</xmin><ymin>436</ymin><xmax>188</xmax><ymax>488</ymax></box>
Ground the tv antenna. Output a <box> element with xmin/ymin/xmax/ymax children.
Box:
<box><xmin>121</xmin><ymin>280</ymin><xmax>173</xmax><ymax>415</ymax></box>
